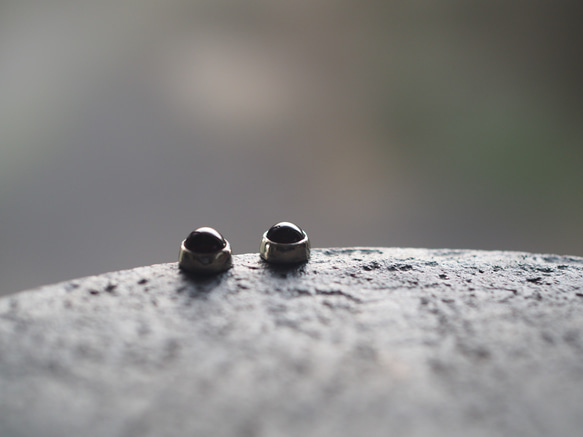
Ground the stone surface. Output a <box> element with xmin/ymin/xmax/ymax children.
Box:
<box><xmin>1</xmin><ymin>248</ymin><xmax>583</xmax><ymax>437</ymax></box>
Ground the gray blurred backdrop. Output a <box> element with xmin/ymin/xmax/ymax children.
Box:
<box><xmin>1</xmin><ymin>1</ymin><xmax>582</xmax><ymax>295</ymax></box>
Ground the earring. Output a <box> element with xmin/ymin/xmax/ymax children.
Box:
<box><xmin>179</xmin><ymin>227</ymin><xmax>232</xmax><ymax>274</ymax></box>
<box><xmin>260</xmin><ymin>222</ymin><xmax>310</xmax><ymax>264</ymax></box>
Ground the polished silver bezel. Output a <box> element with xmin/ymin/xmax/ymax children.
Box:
<box><xmin>179</xmin><ymin>239</ymin><xmax>232</xmax><ymax>274</ymax></box>
<box><xmin>260</xmin><ymin>229</ymin><xmax>310</xmax><ymax>264</ymax></box>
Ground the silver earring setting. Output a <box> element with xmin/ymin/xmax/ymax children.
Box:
<box><xmin>179</xmin><ymin>227</ymin><xmax>232</xmax><ymax>274</ymax></box>
<box><xmin>260</xmin><ymin>222</ymin><xmax>310</xmax><ymax>264</ymax></box>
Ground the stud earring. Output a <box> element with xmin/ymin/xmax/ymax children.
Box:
<box><xmin>179</xmin><ymin>227</ymin><xmax>232</xmax><ymax>274</ymax></box>
<box><xmin>260</xmin><ymin>222</ymin><xmax>310</xmax><ymax>264</ymax></box>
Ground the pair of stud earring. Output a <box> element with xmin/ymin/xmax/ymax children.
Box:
<box><xmin>179</xmin><ymin>222</ymin><xmax>310</xmax><ymax>275</ymax></box>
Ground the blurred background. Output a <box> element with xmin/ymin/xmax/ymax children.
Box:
<box><xmin>1</xmin><ymin>0</ymin><xmax>582</xmax><ymax>295</ymax></box>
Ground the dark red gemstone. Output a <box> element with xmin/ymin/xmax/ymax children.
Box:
<box><xmin>184</xmin><ymin>227</ymin><xmax>226</xmax><ymax>253</ymax></box>
<box><xmin>266</xmin><ymin>222</ymin><xmax>304</xmax><ymax>244</ymax></box>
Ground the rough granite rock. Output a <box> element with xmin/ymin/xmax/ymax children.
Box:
<box><xmin>1</xmin><ymin>248</ymin><xmax>583</xmax><ymax>437</ymax></box>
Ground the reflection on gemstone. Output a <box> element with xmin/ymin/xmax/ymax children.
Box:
<box><xmin>184</xmin><ymin>227</ymin><xmax>226</xmax><ymax>253</ymax></box>
<box><xmin>266</xmin><ymin>222</ymin><xmax>304</xmax><ymax>244</ymax></box>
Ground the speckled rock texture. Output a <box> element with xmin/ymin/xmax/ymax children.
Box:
<box><xmin>1</xmin><ymin>248</ymin><xmax>583</xmax><ymax>437</ymax></box>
